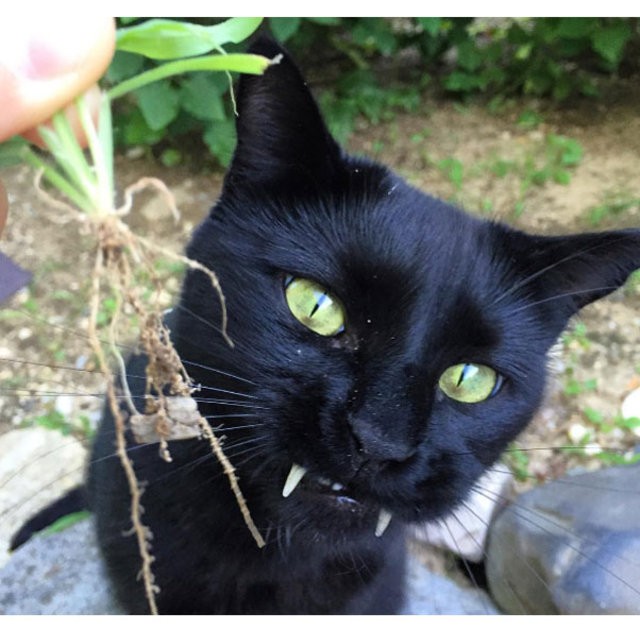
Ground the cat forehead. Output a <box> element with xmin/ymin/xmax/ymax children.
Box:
<box><xmin>240</xmin><ymin>173</ymin><xmax>502</xmax><ymax>288</ymax></box>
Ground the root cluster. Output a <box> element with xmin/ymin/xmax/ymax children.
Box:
<box><xmin>44</xmin><ymin>178</ymin><xmax>264</xmax><ymax>614</ymax></box>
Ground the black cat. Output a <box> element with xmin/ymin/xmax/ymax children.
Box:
<box><xmin>88</xmin><ymin>40</ymin><xmax>640</xmax><ymax>614</ymax></box>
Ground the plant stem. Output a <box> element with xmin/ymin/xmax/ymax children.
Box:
<box><xmin>108</xmin><ymin>53</ymin><xmax>272</xmax><ymax>101</ymax></box>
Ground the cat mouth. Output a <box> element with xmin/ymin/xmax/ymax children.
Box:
<box><xmin>281</xmin><ymin>463</ymin><xmax>393</xmax><ymax>537</ymax></box>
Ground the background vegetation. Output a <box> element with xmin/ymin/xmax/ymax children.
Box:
<box><xmin>104</xmin><ymin>17</ymin><xmax>640</xmax><ymax>167</ymax></box>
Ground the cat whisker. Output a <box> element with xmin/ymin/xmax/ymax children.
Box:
<box><xmin>173</xmin><ymin>303</ymin><xmax>228</xmax><ymax>344</ymax></box>
<box><xmin>509</xmin><ymin>285</ymin><xmax>622</xmax><ymax>314</ymax></box>
<box><xmin>487</xmin><ymin>463</ymin><xmax>640</xmax><ymax>495</ymax></box>
<box><xmin>177</xmin><ymin>357</ymin><xmax>257</xmax><ymax>387</ymax></box>
<box><xmin>194</xmin><ymin>383</ymin><xmax>258</xmax><ymax>400</ymax></box>
<box><xmin>470</xmin><ymin>483</ymin><xmax>640</xmax><ymax>596</ymax></box>
<box><xmin>451</xmin><ymin>500</ymin><xmax>531</xmax><ymax>614</ymax></box>
<box><xmin>439</xmin><ymin>515</ymin><xmax>500</xmax><ymax>614</ymax></box>
<box><xmin>493</xmin><ymin>237</ymin><xmax>630</xmax><ymax>307</ymax></box>
<box><xmin>211</xmin><ymin>423</ymin><xmax>262</xmax><ymax>433</ymax></box>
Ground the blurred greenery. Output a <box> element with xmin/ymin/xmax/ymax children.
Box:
<box><xmin>104</xmin><ymin>17</ymin><xmax>640</xmax><ymax>167</ymax></box>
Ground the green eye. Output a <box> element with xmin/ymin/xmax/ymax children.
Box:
<box><xmin>284</xmin><ymin>276</ymin><xmax>346</xmax><ymax>337</ymax></box>
<box><xmin>438</xmin><ymin>363</ymin><xmax>500</xmax><ymax>404</ymax></box>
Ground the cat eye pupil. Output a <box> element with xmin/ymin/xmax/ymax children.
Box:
<box><xmin>309</xmin><ymin>292</ymin><xmax>328</xmax><ymax>318</ymax></box>
<box><xmin>284</xmin><ymin>276</ymin><xmax>346</xmax><ymax>337</ymax></box>
<box><xmin>439</xmin><ymin>362</ymin><xmax>500</xmax><ymax>404</ymax></box>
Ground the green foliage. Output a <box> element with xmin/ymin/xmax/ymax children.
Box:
<box><xmin>41</xmin><ymin>511</ymin><xmax>91</xmax><ymax>537</ymax></box>
<box><xmin>27</xmin><ymin>409</ymin><xmax>95</xmax><ymax>440</ymax></box>
<box><xmin>318</xmin><ymin>69</ymin><xmax>424</xmax><ymax>142</ymax></box>
<box><xmin>437</xmin><ymin>157</ymin><xmax>464</xmax><ymax>191</ymax></box>
<box><xmin>564</xmin><ymin>377</ymin><xmax>598</xmax><ymax>397</ymax></box>
<box><xmin>101</xmin><ymin>17</ymin><xmax>640</xmax><ymax>166</ymax></box>
<box><xmin>504</xmin><ymin>446</ymin><xmax>530</xmax><ymax>482</ymax></box>
<box><xmin>587</xmin><ymin>193</ymin><xmax>640</xmax><ymax>227</ymax></box>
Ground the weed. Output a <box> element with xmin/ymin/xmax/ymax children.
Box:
<box><xmin>587</xmin><ymin>193</ymin><xmax>640</xmax><ymax>227</ymax></box>
<box><xmin>517</xmin><ymin>109</ymin><xmax>544</xmax><ymax>129</ymax></box>
<box><xmin>503</xmin><ymin>446</ymin><xmax>530</xmax><ymax>482</ymax></box>
<box><xmin>563</xmin><ymin>377</ymin><xmax>598</xmax><ymax>397</ymax></box>
<box><xmin>562</xmin><ymin>322</ymin><xmax>591</xmax><ymax>350</ymax></box>
<box><xmin>437</xmin><ymin>157</ymin><xmax>464</xmax><ymax>192</ymax></box>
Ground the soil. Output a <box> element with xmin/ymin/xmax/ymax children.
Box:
<box><xmin>1</xmin><ymin>79</ymin><xmax>639</xmax><ymax>540</ymax></box>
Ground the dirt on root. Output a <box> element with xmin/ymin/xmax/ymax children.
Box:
<box><xmin>1</xmin><ymin>79</ymin><xmax>639</xmax><ymax>528</ymax></box>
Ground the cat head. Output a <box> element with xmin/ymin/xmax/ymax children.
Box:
<box><xmin>176</xmin><ymin>40</ymin><xmax>640</xmax><ymax>539</ymax></box>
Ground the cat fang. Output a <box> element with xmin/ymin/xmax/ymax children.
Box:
<box><xmin>282</xmin><ymin>462</ymin><xmax>392</xmax><ymax>536</ymax></box>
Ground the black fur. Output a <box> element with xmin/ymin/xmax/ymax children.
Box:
<box><xmin>88</xmin><ymin>40</ymin><xmax>640</xmax><ymax>614</ymax></box>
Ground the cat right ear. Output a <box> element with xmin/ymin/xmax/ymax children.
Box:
<box><xmin>224</xmin><ymin>38</ymin><xmax>344</xmax><ymax>191</ymax></box>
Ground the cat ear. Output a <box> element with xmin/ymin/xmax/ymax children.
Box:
<box><xmin>511</xmin><ymin>228</ymin><xmax>640</xmax><ymax>318</ymax></box>
<box><xmin>225</xmin><ymin>38</ymin><xmax>343</xmax><ymax>190</ymax></box>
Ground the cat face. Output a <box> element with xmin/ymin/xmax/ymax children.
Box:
<box><xmin>173</xmin><ymin>40</ymin><xmax>640</xmax><ymax>540</ymax></box>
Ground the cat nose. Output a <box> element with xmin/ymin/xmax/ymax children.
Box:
<box><xmin>347</xmin><ymin>415</ymin><xmax>417</xmax><ymax>463</ymax></box>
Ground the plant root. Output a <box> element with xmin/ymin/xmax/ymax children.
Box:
<box><xmin>38</xmin><ymin>173</ymin><xmax>263</xmax><ymax>613</ymax></box>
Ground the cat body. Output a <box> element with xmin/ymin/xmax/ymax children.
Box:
<box><xmin>88</xmin><ymin>40</ymin><xmax>640</xmax><ymax>614</ymax></box>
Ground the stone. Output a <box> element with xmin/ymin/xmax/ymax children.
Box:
<box><xmin>0</xmin><ymin>515</ymin><xmax>499</xmax><ymax>615</ymax></box>
<box><xmin>485</xmin><ymin>463</ymin><xmax>640</xmax><ymax>614</ymax></box>
<box><xmin>0</xmin><ymin>427</ymin><xmax>85</xmax><ymax>568</ymax></box>
<box><xmin>402</xmin><ymin>557</ymin><xmax>499</xmax><ymax>614</ymax></box>
<box><xmin>0</xmin><ymin>518</ymin><xmax>123</xmax><ymax>614</ymax></box>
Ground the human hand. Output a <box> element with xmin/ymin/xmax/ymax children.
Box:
<box><xmin>0</xmin><ymin>16</ymin><xmax>116</xmax><ymax>234</ymax></box>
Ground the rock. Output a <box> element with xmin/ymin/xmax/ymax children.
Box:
<box><xmin>411</xmin><ymin>463</ymin><xmax>513</xmax><ymax>562</ymax></box>
<box><xmin>0</xmin><ymin>518</ymin><xmax>123</xmax><ymax>614</ymax></box>
<box><xmin>485</xmin><ymin>464</ymin><xmax>640</xmax><ymax>614</ymax></box>
<box><xmin>0</xmin><ymin>515</ymin><xmax>499</xmax><ymax>615</ymax></box>
<box><xmin>0</xmin><ymin>427</ymin><xmax>85</xmax><ymax>568</ymax></box>
<box><xmin>403</xmin><ymin>557</ymin><xmax>499</xmax><ymax>614</ymax></box>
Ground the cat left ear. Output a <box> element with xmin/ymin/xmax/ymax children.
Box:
<box><xmin>513</xmin><ymin>228</ymin><xmax>640</xmax><ymax>318</ymax></box>
<box><xmin>225</xmin><ymin>38</ymin><xmax>343</xmax><ymax>191</ymax></box>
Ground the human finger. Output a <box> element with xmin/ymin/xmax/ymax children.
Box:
<box><xmin>0</xmin><ymin>16</ymin><xmax>115</xmax><ymax>143</ymax></box>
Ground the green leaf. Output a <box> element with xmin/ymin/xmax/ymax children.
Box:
<box><xmin>105</xmin><ymin>50</ymin><xmax>145</xmax><ymax>83</ymax></box>
<box><xmin>307</xmin><ymin>17</ymin><xmax>341</xmax><ymax>26</ymax></box>
<box><xmin>352</xmin><ymin>18</ymin><xmax>398</xmax><ymax>56</ymax></box>
<box><xmin>207</xmin><ymin>17</ymin><xmax>263</xmax><ymax>46</ymax></box>
<box><xmin>444</xmin><ymin>71</ymin><xmax>486</xmax><ymax>92</ymax></box>
<box><xmin>0</xmin><ymin>136</ymin><xmax>28</xmax><ymax>167</ymax></box>
<box><xmin>116</xmin><ymin>17</ymin><xmax>263</xmax><ymax>60</ymax></box>
<box><xmin>42</xmin><ymin>511</ymin><xmax>91</xmax><ymax>537</ymax></box>
<box><xmin>203</xmin><ymin>118</ymin><xmax>237</xmax><ymax>166</ymax></box>
<box><xmin>555</xmin><ymin>17</ymin><xmax>597</xmax><ymax>39</ymax></box>
<box><xmin>592</xmin><ymin>22</ymin><xmax>632</xmax><ymax>65</ymax></box>
<box><xmin>181</xmin><ymin>74</ymin><xmax>227</xmax><ymax>121</ymax></box>
<box><xmin>456</xmin><ymin>40</ymin><xmax>482</xmax><ymax>71</ymax></box>
<box><xmin>553</xmin><ymin>169</ymin><xmax>571</xmax><ymax>185</ymax></box>
<box><xmin>120</xmin><ymin>109</ymin><xmax>165</xmax><ymax>146</ymax></box>
<box><xmin>269</xmin><ymin>17</ymin><xmax>301</xmax><ymax>42</ymax></box>
<box><xmin>117</xmin><ymin>19</ymin><xmax>213</xmax><ymax>59</ymax></box>
<box><xmin>136</xmin><ymin>81</ymin><xmax>181</xmax><ymax>130</ymax></box>
<box><xmin>417</xmin><ymin>18</ymin><xmax>441</xmax><ymax>37</ymax></box>
<box><xmin>517</xmin><ymin>110</ymin><xmax>544</xmax><ymax>129</ymax></box>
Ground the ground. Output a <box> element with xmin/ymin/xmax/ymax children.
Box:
<box><xmin>0</xmin><ymin>78</ymin><xmax>639</xmax><ymax>555</ymax></box>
